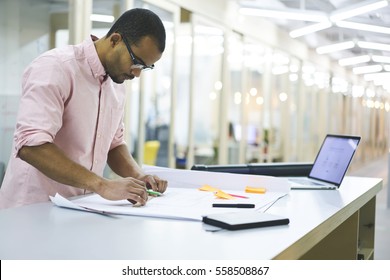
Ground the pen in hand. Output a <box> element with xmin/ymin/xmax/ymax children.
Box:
<box><xmin>128</xmin><ymin>188</ymin><xmax>162</xmax><ymax>204</ymax></box>
<box><xmin>147</xmin><ymin>189</ymin><xmax>162</xmax><ymax>196</ymax></box>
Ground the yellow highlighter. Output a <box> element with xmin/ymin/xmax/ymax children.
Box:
<box><xmin>245</xmin><ymin>186</ymin><xmax>266</xmax><ymax>194</ymax></box>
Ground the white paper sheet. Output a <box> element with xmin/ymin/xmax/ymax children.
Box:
<box><xmin>50</xmin><ymin>166</ymin><xmax>290</xmax><ymax>221</ymax></box>
<box><xmin>51</xmin><ymin>189</ymin><xmax>288</xmax><ymax>221</ymax></box>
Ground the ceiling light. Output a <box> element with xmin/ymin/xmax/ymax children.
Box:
<box><xmin>357</xmin><ymin>41</ymin><xmax>390</xmax><ymax>52</ymax></box>
<box><xmin>330</xmin><ymin>0</ymin><xmax>388</xmax><ymax>22</ymax></box>
<box><xmin>353</xmin><ymin>64</ymin><xmax>383</xmax><ymax>74</ymax></box>
<box><xmin>290</xmin><ymin>21</ymin><xmax>332</xmax><ymax>38</ymax></box>
<box><xmin>90</xmin><ymin>14</ymin><xmax>115</xmax><ymax>23</ymax></box>
<box><xmin>336</xmin><ymin>21</ymin><xmax>390</xmax><ymax>34</ymax></box>
<box><xmin>316</xmin><ymin>41</ymin><xmax>355</xmax><ymax>54</ymax></box>
<box><xmin>372</xmin><ymin>55</ymin><xmax>390</xmax><ymax>64</ymax></box>
<box><xmin>239</xmin><ymin>7</ymin><xmax>327</xmax><ymax>22</ymax></box>
<box><xmin>338</xmin><ymin>55</ymin><xmax>371</xmax><ymax>66</ymax></box>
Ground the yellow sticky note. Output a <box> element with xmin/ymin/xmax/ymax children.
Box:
<box><xmin>199</xmin><ymin>184</ymin><xmax>220</xmax><ymax>192</ymax></box>
<box><xmin>245</xmin><ymin>186</ymin><xmax>266</xmax><ymax>194</ymax></box>
<box><xmin>214</xmin><ymin>190</ymin><xmax>235</xmax><ymax>200</ymax></box>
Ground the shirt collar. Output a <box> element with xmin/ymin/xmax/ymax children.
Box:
<box><xmin>85</xmin><ymin>35</ymin><xmax>107</xmax><ymax>80</ymax></box>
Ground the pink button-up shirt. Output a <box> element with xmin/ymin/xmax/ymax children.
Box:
<box><xmin>0</xmin><ymin>36</ymin><xmax>126</xmax><ymax>208</ymax></box>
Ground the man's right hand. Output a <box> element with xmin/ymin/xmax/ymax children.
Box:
<box><xmin>98</xmin><ymin>177</ymin><xmax>149</xmax><ymax>206</ymax></box>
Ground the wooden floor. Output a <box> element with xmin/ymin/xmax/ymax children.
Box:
<box><xmin>349</xmin><ymin>155</ymin><xmax>390</xmax><ymax>260</ymax></box>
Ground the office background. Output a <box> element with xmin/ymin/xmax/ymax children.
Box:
<box><xmin>0</xmin><ymin>0</ymin><xmax>389</xmax><ymax>258</ymax></box>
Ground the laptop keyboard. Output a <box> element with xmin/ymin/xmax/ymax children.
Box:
<box><xmin>290</xmin><ymin>178</ymin><xmax>325</xmax><ymax>186</ymax></box>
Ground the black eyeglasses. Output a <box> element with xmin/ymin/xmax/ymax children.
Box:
<box><xmin>121</xmin><ymin>35</ymin><xmax>154</xmax><ymax>71</ymax></box>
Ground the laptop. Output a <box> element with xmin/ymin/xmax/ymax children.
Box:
<box><xmin>288</xmin><ymin>134</ymin><xmax>361</xmax><ymax>190</ymax></box>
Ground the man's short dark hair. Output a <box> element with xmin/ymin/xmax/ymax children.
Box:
<box><xmin>106</xmin><ymin>8</ymin><xmax>166</xmax><ymax>53</ymax></box>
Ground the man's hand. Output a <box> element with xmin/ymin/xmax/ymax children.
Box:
<box><xmin>106</xmin><ymin>145</ymin><xmax>168</xmax><ymax>195</ymax></box>
<box><xmin>98</xmin><ymin>177</ymin><xmax>148</xmax><ymax>206</ymax></box>
<box><xmin>138</xmin><ymin>174</ymin><xmax>168</xmax><ymax>193</ymax></box>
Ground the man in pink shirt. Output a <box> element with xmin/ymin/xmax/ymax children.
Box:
<box><xmin>0</xmin><ymin>8</ymin><xmax>167</xmax><ymax>208</ymax></box>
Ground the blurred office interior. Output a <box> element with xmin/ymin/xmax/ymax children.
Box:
<box><xmin>0</xmin><ymin>1</ymin><xmax>390</xmax><ymax>257</ymax></box>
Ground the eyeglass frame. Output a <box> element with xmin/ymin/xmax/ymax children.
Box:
<box><xmin>121</xmin><ymin>34</ymin><xmax>155</xmax><ymax>71</ymax></box>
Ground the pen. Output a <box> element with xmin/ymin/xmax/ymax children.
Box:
<box><xmin>147</xmin><ymin>189</ymin><xmax>162</xmax><ymax>196</ymax></box>
<box><xmin>212</xmin><ymin>203</ymin><xmax>255</xmax><ymax>208</ymax></box>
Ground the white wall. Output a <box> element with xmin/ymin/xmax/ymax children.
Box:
<box><xmin>0</xmin><ymin>0</ymin><xmax>50</xmax><ymax>97</ymax></box>
<box><xmin>0</xmin><ymin>0</ymin><xmax>50</xmax><ymax>165</ymax></box>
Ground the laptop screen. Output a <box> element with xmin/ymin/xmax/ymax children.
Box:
<box><xmin>309</xmin><ymin>135</ymin><xmax>361</xmax><ymax>185</ymax></box>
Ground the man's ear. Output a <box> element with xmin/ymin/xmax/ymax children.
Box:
<box><xmin>109</xmin><ymin>33</ymin><xmax>122</xmax><ymax>47</ymax></box>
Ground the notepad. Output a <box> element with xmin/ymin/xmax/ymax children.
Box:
<box><xmin>202</xmin><ymin>211</ymin><xmax>289</xmax><ymax>230</ymax></box>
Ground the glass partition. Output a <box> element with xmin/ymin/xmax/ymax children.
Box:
<box><xmin>129</xmin><ymin>0</ymin><xmax>176</xmax><ymax>167</ymax></box>
<box><xmin>268</xmin><ymin>50</ymin><xmax>291</xmax><ymax>162</ymax></box>
<box><xmin>174</xmin><ymin>20</ymin><xmax>192</xmax><ymax>168</ymax></box>
<box><xmin>191</xmin><ymin>17</ymin><xmax>224</xmax><ymax>165</ymax></box>
<box><xmin>226</xmin><ymin>32</ymin><xmax>244</xmax><ymax>164</ymax></box>
<box><xmin>241</xmin><ymin>39</ymin><xmax>268</xmax><ymax>163</ymax></box>
<box><xmin>283</xmin><ymin>57</ymin><xmax>301</xmax><ymax>162</ymax></box>
<box><xmin>297</xmin><ymin>62</ymin><xmax>332</xmax><ymax>161</ymax></box>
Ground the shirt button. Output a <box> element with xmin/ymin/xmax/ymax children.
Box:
<box><xmin>97</xmin><ymin>133</ymin><xmax>101</xmax><ymax>138</ymax></box>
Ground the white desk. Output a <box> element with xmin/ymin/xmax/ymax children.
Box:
<box><xmin>0</xmin><ymin>176</ymin><xmax>382</xmax><ymax>260</ymax></box>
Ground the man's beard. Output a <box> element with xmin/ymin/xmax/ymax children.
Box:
<box><xmin>106</xmin><ymin>71</ymin><xmax>134</xmax><ymax>84</ymax></box>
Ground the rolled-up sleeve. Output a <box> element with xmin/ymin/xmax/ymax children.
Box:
<box><xmin>110</xmin><ymin>119</ymin><xmax>126</xmax><ymax>150</ymax></box>
<box><xmin>14</xmin><ymin>55</ymin><xmax>70</xmax><ymax>157</ymax></box>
